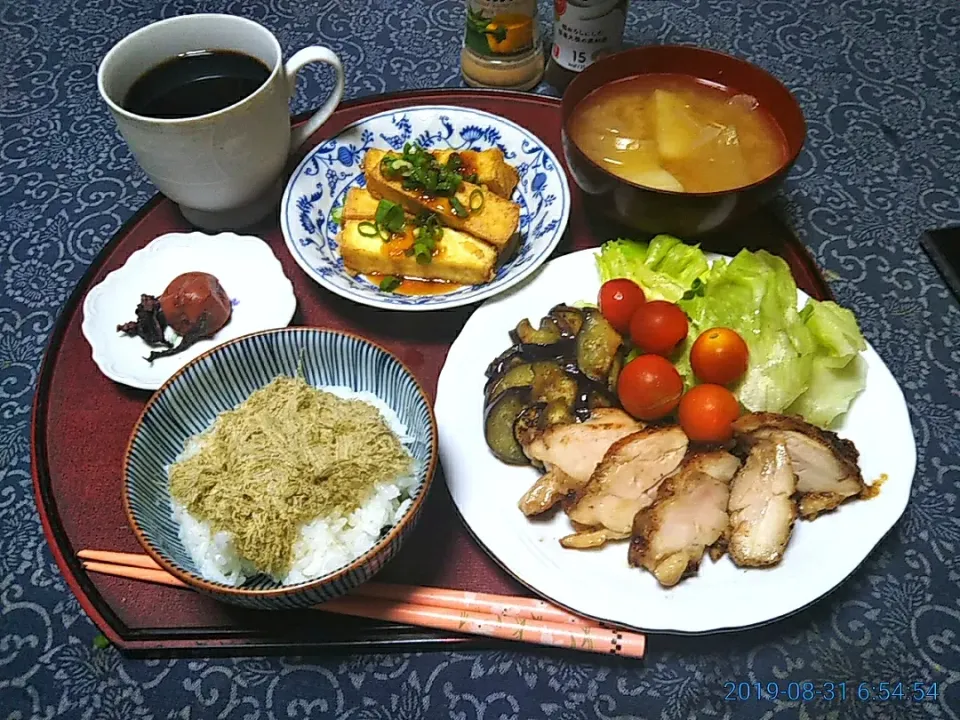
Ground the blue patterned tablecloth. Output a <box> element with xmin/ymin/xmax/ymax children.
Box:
<box><xmin>3</xmin><ymin>0</ymin><xmax>959</xmax><ymax>717</ymax></box>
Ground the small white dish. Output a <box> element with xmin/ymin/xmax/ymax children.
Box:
<box><xmin>436</xmin><ymin>248</ymin><xmax>917</xmax><ymax>634</ymax></box>
<box><xmin>82</xmin><ymin>232</ymin><xmax>296</xmax><ymax>390</ymax></box>
<box><xmin>279</xmin><ymin>105</ymin><xmax>571</xmax><ymax>311</ymax></box>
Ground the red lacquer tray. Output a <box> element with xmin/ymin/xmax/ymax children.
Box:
<box><xmin>31</xmin><ymin>89</ymin><xmax>833</xmax><ymax>656</ymax></box>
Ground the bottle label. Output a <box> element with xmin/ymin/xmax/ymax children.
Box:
<box><xmin>464</xmin><ymin>0</ymin><xmax>540</xmax><ymax>58</ymax></box>
<box><xmin>551</xmin><ymin>0</ymin><xmax>627</xmax><ymax>72</ymax></box>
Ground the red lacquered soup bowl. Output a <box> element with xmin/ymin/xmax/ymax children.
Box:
<box><xmin>561</xmin><ymin>45</ymin><xmax>806</xmax><ymax>237</ymax></box>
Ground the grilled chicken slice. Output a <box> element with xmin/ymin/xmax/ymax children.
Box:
<box><xmin>559</xmin><ymin>527</ymin><xmax>631</xmax><ymax>549</ymax></box>
<box><xmin>727</xmin><ymin>440</ymin><xmax>798</xmax><ymax>567</ymax></box>
<box><xmin>518</xmin><ymin>468</ymin><xmax>579</xmax><ymax>516</ymax></box>
<box><xmin>565</xmin><ymin>426</ymin><xmax>689</xmax><ymax>535</ymax></box>
<box><xmin>628</xmin><ymin>450</ymin><xmax>740</xmax><ymax>586</ymax></box>
<box><xmin>733</xmin><ymin>413</ymin><xmax>864</xmax><ymax>519</ymax></box>
<box><xmin>518</xmin><ymin>409</ymin><xmax>642</xmax><ymax>516</ymax></box>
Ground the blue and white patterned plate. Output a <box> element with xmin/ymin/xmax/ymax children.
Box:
<box><xmin>279</xmin><ymin>105</ymin><xmax>571</xmax><ymax>311</ymax></box>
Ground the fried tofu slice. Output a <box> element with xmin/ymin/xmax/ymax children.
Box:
<box><xmin>564</xmin><ymin>426</ymin><xmax>689</xmax><ymax>536</ymax></box>
<box><xmin>338</xmin><ymin>220</ymin><xmax>496</xmax><ymax>286</ymax></box>
<box><xmin>628</xmin><ymin>451</ymin><xmax>740</xmax><ymax>587</ymax></box>
<box><xmin>363</xmin><ymin>149</ymin><xmax>520</xmax><ymax>252</ymax></box>
<box><xmin>341</xmin><ymin>187</ymin><xmax>381</xmax><ymax>220</ymax></box>
<box><xmin>727</xmin><ymin>440</ymin><xmax>797</xmax><ymax>568</ymax></box>
<box><xmin>431</xmin><ymin>148</ymin><xmax>520</xmax><ymax>198</ymax></box>
<box><xmin>733</xmin><ymin>412</ymin><xmax>865</xmax><ymax>519</ymax></box>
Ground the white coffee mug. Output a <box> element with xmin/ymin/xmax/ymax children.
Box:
<box><xmin>97</xmin><ymin>14</ymin><xmax>344</xmax><ymax>230</ymax></box>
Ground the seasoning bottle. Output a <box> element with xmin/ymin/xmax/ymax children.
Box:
<box><xmin>461</xmin><ymin>0</ymin><xmax>545</xmax><ymax>91</ymax></box>
<box><xmin>545</xmin><ymin>0</ymin><xmax>629</xmax><ymax>90</ymax></box>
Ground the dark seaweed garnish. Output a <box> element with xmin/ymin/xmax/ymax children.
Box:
<box><xmin>117</xmin><ymin>294</ymin><xmax>170</xmax><ymax>348</ymax></box>
<box><xmin>141</xmin><ymin>310</ymin><xmax>220</xmax><ymax>362</ymax></box>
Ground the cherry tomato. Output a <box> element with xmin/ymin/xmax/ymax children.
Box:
<box><xmin>629</xmin><ymin>300</ymin><xmax>689</xmax><ymax>356</ymax></box>
<box><xmin>598</xmin><ymin>279</ymin><xmax>646</xmax><ymax>334</ymax></box>
<box><xmin>690</xmin><ymin>327</ymin><xmax>749</xmax><ymax>385</ymax></box>
<box><xmin>678</xmin><ymin>384</ymin><xmax>741</xmax><ymax>444</ymax></box>
<box><xmin>617</xmin><ymin>354</ymin><xmax>684</xmax><ymax>420</ymax></box>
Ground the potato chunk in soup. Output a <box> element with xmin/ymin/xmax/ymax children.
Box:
<box><xmin>569</xmin><ymin>74</ymin><xmax>787</xmax><ymax>194</ymax></box>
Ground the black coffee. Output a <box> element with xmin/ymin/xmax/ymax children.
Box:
<box><xmin>122</xmin><ymin>50</ymin><xmax>271</xmax><ymax>119</ymax></box>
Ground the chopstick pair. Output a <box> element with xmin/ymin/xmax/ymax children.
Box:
<box><xmin>78</xmin><ymin>550</ymin><xmax>645</xmax><ymax>658</ymax></box>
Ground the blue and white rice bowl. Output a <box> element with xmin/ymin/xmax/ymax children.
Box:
<box><xmin>122</xmin><ymin>327</ymin><xmax>438</xmax><ymax>609</ymax></box>
<box><xmin>280</xmin><ymin>105</ymin><xmax>571</xmax><ymax>311</ymax></box>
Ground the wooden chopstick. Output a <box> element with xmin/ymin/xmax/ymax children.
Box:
<box><xmin>352</xmin><ymin>582</ymin><xmax>601</xmax><ymax>627</ymax></box>
<box><xmin>79</xmin><ymin>550</ymin><xmax>645</xmax><ymax>658</ymax></box>
<box><xmin>82</xmin><ymin>561</ymin><xmax>189</xmax><ymax>588</ymax></box>
<box><xmin>314</xmin><ymin>596</ymin><xmax>645</xmax><ymax>657</ymax></box>
<box><xmin>77</xmin><ymin>550</ymin><xmax>602</xmax><ymax>627</ymax></box>
<box><xmin>79</xmin><ymin>550</ymin><xmax>165</xmax><ymax>571</ymax></box>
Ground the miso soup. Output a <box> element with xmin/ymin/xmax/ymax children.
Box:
<box><xmin>569</xmin><ymin>74</ymin><xmax>788</xmax><ymax>194</ymax></box>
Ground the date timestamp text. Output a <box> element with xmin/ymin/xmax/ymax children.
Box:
<box><xmin>724</xmin><ymin>681</ymin><xmax>939</xmax><ymax>702</ymax></box>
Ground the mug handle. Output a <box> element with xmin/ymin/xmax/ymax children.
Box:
<box><xmin>283</xmin><ymin>47</ymin><xmax>345</xmax><ymax>153</ymax></box>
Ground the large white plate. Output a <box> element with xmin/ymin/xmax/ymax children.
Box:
<box><xmin>437</xmin><ymin>248</ymin><xmax>917</xmax><ymax>634</ymax></box>
<box><xmin>280</xmin><ymin>105</ymin><xmax>570</xmax><ymax>311</ymax></box>
<box><xmin>82</xmin><ymin>232</ymin><xmax>296</xmax><ymax>390</ymax></box>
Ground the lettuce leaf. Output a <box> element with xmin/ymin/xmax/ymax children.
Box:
<box><xmin>596</xmin><ymin>235</ymin><xmax>709</xmax><ymax>302</ymax></box>
<box><xmin>677</xmin><ymin>250</ymin><xmax>815</xmax><ymax>412</ymax></box>
<box><xmin>799</xmin><ymin>301</ymin><xmax>867</xmax><ymax>367</ymax></box>
<box><xmin>786</xmin><ymin>354</ymin><xmax>867</xmax><ymax>427</ymax></box>
<box><xmin>787</xmin><ymin>300</ymin><xmax>868</xmax><ymax>425</ymax></box>
<box><xmin>595</xmin><ymin>238</ymin><xmax>869</xmax><ymax>427</ymax></box>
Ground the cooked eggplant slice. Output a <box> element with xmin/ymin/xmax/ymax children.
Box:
<box><xmin>518</xmin><ymin>338</ymin><xmax>575</xmax><ymax>362</ymax></box>
<box><xmin>575</xmin><ymin>309</ymin><xmax>623</xmax><ymax>382</ymax></box>
<box><xmin>487</xmin><ymin>305</ymin><xmax>625</xmax><ymax>447</ymax></box>
<box><xmin>587</xmin><ymin>389</ymin><xmax>616</xmax><ymax>411</ymax></box>
<box><xmin>513</xmin><ymin>403</ymin><xmax>545</xmax><ymax>447</ymax></box>
<box><xmin>531</xmin><ymin>361</ymin><xmax>578</xmax><ymax>408</ymax></box>
<box><xmin>484</xmin><ymin>387</ymin><xmax>532</xmax><ymax>465</ymax></box>
<box><xmin>512</xmin><ymin>317</ymin><xmax>563</xmax><ymax>346</ymax></box>
<box><xmin>573</xmin><ymin>401</ymin><xmax>592</xmax><ymax>423</ymax></box>
<box><xmin>543</xmin><ymin>399</ymin><xmax>575</xmax><ymax>426</ymax></box>
<box><xmin>549</xmin><ymin>304</ymin><xmax>584</xmax><ymax>337</ymax></box>
<box><xmin>485</xmin><ymin>344</ymin><xmax>523</xmax><ymax>379</ymax></box>
<box><xmin>486</xmin><ymin>363</ymin><xmax>535</xmax><ymax>403</ymax></box>
<box><xmin>607</xmin><ymin>349</ymin><xmax>624</xmax><ymax>394</ymax></box>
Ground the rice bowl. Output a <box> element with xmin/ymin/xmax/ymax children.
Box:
<box><xmin>168</xmin><ymin>385</ymin><xmax>419</xmax><ymax>587</ymax></box>
<box><xmin>123</xmin><ymin>326</ymin><xmax>438</xmax><ymax>610</ymax></box>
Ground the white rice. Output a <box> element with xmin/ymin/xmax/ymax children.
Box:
<box><xmin>168</xmin><ymin>385</ymin><xmax>419</xmax><ymax>586</ymax></box>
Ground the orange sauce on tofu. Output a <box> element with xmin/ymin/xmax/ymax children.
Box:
<box><xmin>379</xmin><ymin>229</ymin><xmax>446</xmax><ymax>261</ymax></box>
<box><xmin>365</xmin><ymin>273</ymin><xmax>462</xmax><ymax>296</ymax></box>
<box><xmin>459</xmin><ymin>153</ymin><xmax>478</xmax><ymax>180</ymax></box>
<box><xmin>417</xmin><ymin>193</ymin><xmax>453</xmax><ymax>215</ymax></box>
<box><xmin>382</xmin><ymin>228</ymin><xmax>416</xmax><ymax>259</ymax></box>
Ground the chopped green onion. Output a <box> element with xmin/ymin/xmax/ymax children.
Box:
<box><xmin>375</xmin><ymin>199</ymin><xmax>406</xmax><ymax>234</ymax></box>
<box><xmin>406</xmin><ymin>211</ymin><xmax>443</xmax><ymax>265</ymax></box>
<box><xmin>469</xmin><ymin>189</ymin><xmax>484</xmax><ymax>212</ymax></box>
<box><xmin>379</xmin><ymin>276</ymin><xmax>401</xmax><ymax>292</ymax></box>
<box><xmin>681</xmin><ymin>277</ymin><xmax>706</xmax><ymax>301</ymax></box>
<box><xmin>414</xmin><ymin>243</ymin><xmax>432</xmax><ymax>264</ymax></box>
<box><xmin>450</xmin><ymin>196</ymin><xmax>468</xmax><ymax>218</ymax></box>
<box><xmin>378</xmin><ymin>143</ymin><xmax>469</xmax><ymax>199</ymax></box>
<box><xmin>92</xmin><ymin>634</ymin><xmax>110</xmax><ymax>650</ymax></box>
<box><xmin>330</xmin><ymin>206</ymin><xmax>343</xmax><ymax>225</ymax></box>
<box><xmin>357</xmin><ymin>221</ymin><xmax>379</xmax><ymax>237</ymax></box>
